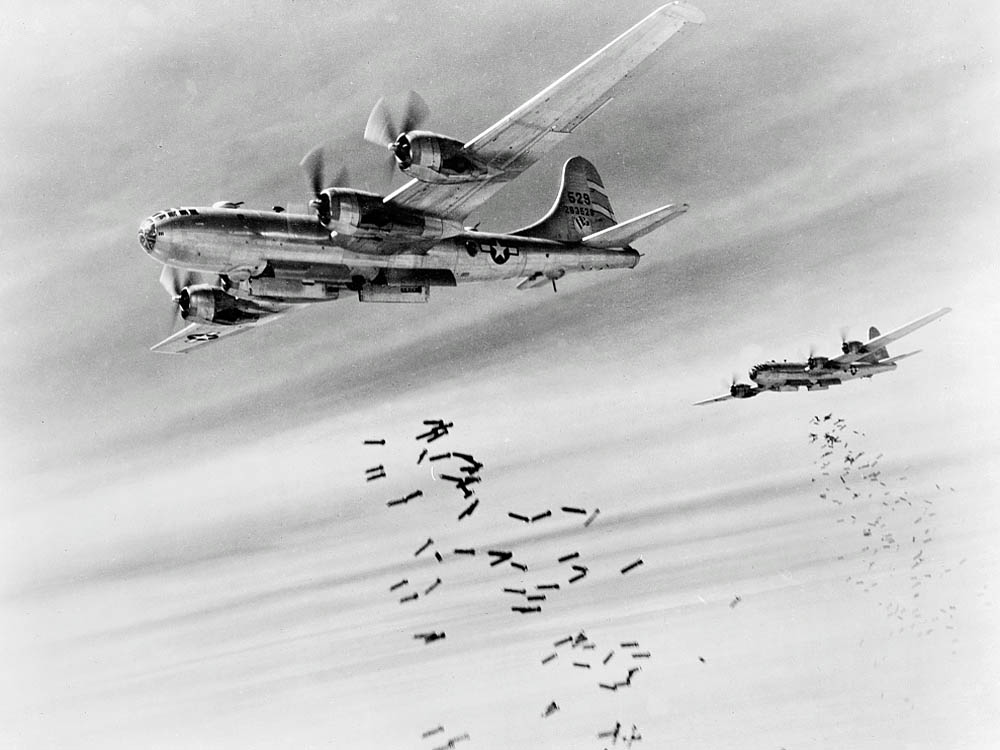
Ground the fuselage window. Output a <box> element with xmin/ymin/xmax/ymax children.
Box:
<box><xmin>178</xmin><ymin>209</ymin><xmax>189</xmax><ymax>216</ymax></box>
<box><xmin>167</xmin><ymin>210</ymin><xmax>178</xmax><ymax>217</ymax></box>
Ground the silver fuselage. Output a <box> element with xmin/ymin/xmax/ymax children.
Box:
<box><xmin>749</xmin><ymin>360</ymin><xmax>898</xmax><ymax>391</ymax></box>
<box><xmin>139</xmin><ymin>207</ymin><xmax>639</xmax><ymax>300</ymax></box>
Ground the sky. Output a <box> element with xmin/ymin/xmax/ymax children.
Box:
<box><xmin>2</xmin><ymin>0</ymin><xmax>999</xmax><ymax>747</ymax></box>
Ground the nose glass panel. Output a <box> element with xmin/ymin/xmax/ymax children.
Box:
<box><xmin>138</xmin><ymin>218</ymin><xmax>157</xmax><ymax>253</ymax></box>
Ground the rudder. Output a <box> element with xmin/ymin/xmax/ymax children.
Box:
<box><xmin>868</xmin><ymin>326</ymin><xmax>889</xmax><ymax>360</ymax></box>
<box><xmin>513</xmin><ymin>156</ymin><xmax>616</xmax><ymax>242</ymax></box>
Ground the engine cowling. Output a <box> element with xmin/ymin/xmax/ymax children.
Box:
<box><xmin>321</xmin><ymin>188</ymin><xmax>462</xmax><ymax>240</ymax></box>
<box><xmin>841</xmin><ymin>340</ymin><xmax>866</xmax><ymax>355</ymax></box>
<box><xmin>807</xmin><ymin>356</ymin><xmax>830</xmax><ymax>370</ymax></box>
<box><xmin>730</xmin><ymin>383</ymin><xmax>758</xmax><ymax>399</ymax></box>
<box><xmin>392</xmin><ymin>131</ymin><xmax>488</xmax><ymax>183</ymax></box>
<box><xmin>180</xmin><ymin>285</ymin><xmax>270</xmax><ymax>325</ymax></box>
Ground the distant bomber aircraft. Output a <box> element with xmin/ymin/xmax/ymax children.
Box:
<box><xmin>137</xmin><ymin>3</ymin><xmax>705</xmax><ymax>352</ymax></box>
<box><xmin>694</xmin><ymin>308</ymin><xmax>952</xmax><ymax>405</ymax></box>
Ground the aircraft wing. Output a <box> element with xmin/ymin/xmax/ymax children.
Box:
<box><xmin>384</xmin><ymin>2</ymin><xmax>704</xmax><ymax>222</ymax></box>
<box><xmin>831</xmin><ymin>307</ymin><xmax>951</xmax><ymax>364</ymax></box>
<box><xmin>150</xmin><ymin>315</ymin><xmax>286</xmax><ymax>354</ymax></box>
<box><xmin>693</xmin><ymin>393</ymin><xmax>735</xmax><ymax>406</ymax></box>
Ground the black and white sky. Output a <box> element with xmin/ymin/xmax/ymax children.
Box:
<box><xmin>2</xmin><ymin>1</ymin><xmax>998</xmax><ymax>748</ymax></box>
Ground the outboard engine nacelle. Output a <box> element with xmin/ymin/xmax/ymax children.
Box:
<box><xmin>730</xmin><ymin>383</ymin><xmax>758</xmax><ymax>399</ymax></box>
<box><xmin>392</xmin><ymin>132</ymin><xmax>488</xmax><ymax>183</ymax></box>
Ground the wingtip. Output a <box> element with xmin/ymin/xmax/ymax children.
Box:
<box><xmin>661</xmin><ymin>2</ymin><xmax>706</xmax><ymax>25</ymax></box>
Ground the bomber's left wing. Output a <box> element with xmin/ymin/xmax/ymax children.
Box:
<box><xmin>151</xmin><ymin>316</ymin><xmax>285</xmax><ymax>354</ymax></box>
<box><xmin>831</xmin><ymin>307</ymin><xmax>951</xmax><ymax>365</ymax></box>
<box><xmin>693</xmin><ymin>393</ymin><xmax>736</xmax><ymax>406</ymax></box>
<box><xmin>384</xmin><ymin>2</ymin><xmax>704</xmax><ymax>222</ymax></box>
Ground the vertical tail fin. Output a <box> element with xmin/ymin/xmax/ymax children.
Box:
<box><xmin>868</xmin><ymin>326</ymin><xmax>889</xmax><ymax>360</ymax></box>
<box><xmin>513</xmin><ymin>156</ymin><xmax>616</xmax><ymax>242</ymax></box>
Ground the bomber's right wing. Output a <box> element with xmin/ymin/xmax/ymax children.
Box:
<box><xmin>384</xmin><ymin>2</ymin><xmax>705</xmax><ymax>222</ymax></box>
<box><xmin>831</xmin><ymin>307</ymin><xmax>952</xmax><ymax>365</ymax></box>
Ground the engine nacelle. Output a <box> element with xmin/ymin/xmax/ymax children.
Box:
<box><xmin>393</xmin><ymin>131</ymin><xmax>489</xmax><ymax>183</ymax></box>
<box><xmin>807</xmin><ymin>356</ymin><xmax>830</xmax><ymax>370</ymax></box>
<box><xmin>730</xmin><ymin>383</ymin><xmax>758</xmax><ymax>399</ymax></box>
<box><xmin>320</xmin><ymin>188</ymin><xmax>462</xmax><ymax>240</ymax></box>
<box><xmin>180</xmin><ymin>285</ymin><xmax>270</xmax><ymax>325</ymax></box>
<box><xmin>841</xmin><ymin>340</ymin><xmax>866</xmax><ymax>355</ymax></box>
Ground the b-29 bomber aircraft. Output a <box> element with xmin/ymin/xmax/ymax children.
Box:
<box><xmin>694</xmin><ymin>307</ymin><xmax>952</xmax><ymax>405</ymax></box>
<box><xmin>138</xmin><ymin>2</ymin><xmax>705</xmax><ymax>353</ymax></box>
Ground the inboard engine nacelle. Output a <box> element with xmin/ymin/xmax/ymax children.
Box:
<box><xmin>180</xmin><ymin>285</ymin><xmax>272</xmax><ymax>326</ymax></box>
<box><xmin>321</xmin><ymin>188</ymin><xmax>463</xmax><ymax>239</ymax></box>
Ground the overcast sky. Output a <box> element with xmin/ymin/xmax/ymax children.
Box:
<box><xmin>2</xmin><ymin>1</ymin><xmax>998</xmax><ymax>748</ymax></box>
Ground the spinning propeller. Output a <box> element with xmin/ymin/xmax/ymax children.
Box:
<box><xmin>363</xmin><ymin>90</ymin><xmax>430</xmax><ymax>179</ymax></box>
<box><xmin>159</xmin><ymin>265</ymin><xmax>218</xmax><ymax>330</ymax></box>
<box><xmin>299</xmin><ymin>145</ymin><xmax>348</xmax><ymax>224</ymax></box>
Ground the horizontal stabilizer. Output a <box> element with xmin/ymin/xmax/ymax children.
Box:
<box><xmin>581</xmin><ymin>203</ymin><xmax>687</xmax><ymax>248</ymax></box>
<box><xmin>881</xmin><ymin>349</ymin><xmax>921</xmax><ymax>365</ymax></box>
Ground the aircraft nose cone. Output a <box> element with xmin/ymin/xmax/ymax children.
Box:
<box><xmin>138</xmin><ymin>218</ymin><xmax>158</xmax><ymax>257</ymax></box>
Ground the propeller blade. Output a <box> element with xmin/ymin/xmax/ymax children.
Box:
<box><xmin>839</xmin><ymin>326</ymin><xmax>850</xmax><ymax>343</ymax></box>
<box><xmin>159</xmin><ymin>265</ymin><xmax>186</xmax><ymax>298</ymax></box>
<box><xmin>330</xmin><ymin>166</ymin><xmax>349</xmax><ymax>188</ymax></box>
<box><xmin>364</xmin><ymin>97</ymin><xmax>396</xmax><ymax>148</ymax></box>
<box><xmin>165</xmin><ymin>296</ymin><xmax>184</xmax><ymax>335</ymax></box>
<box><xmin>379</xmin><ymin>154</ymin><xmax>397</xmax><ymax>188</ymax></box>
<box><xmin>160</xmin><ymin>266</ymin><xmax>192</xmax><ymax>333</ymax></box>
<box><xmin>300</xmin><ymin>145</ymin><xmax>326</xmax><ymax>198</ymax></box>
<box><xmin>159</xmin><ymin>265</ymin><xmax>218</xmax><ymax>297</ymax></box>
<box><xmin>399</xmin><ymin>90</ymin><xmax>430</xmax><ymax>133</ymax></box>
